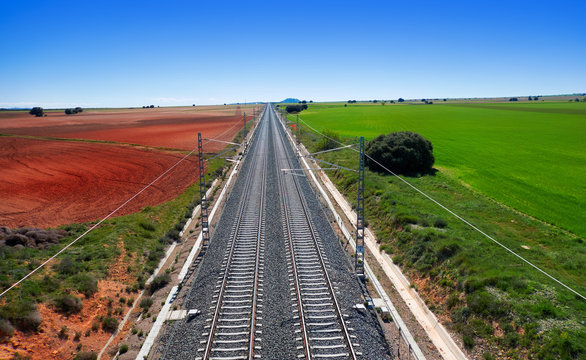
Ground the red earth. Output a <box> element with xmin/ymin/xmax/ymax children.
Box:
<box><xmin>0</xmin><ymin>106</ymin><xmax>251</xmax><ymax>152</ymax></box>
<box><xmin>0</xmin><ymin>106</ymin><xmax>256</xmax><ymax>228</ymax></box>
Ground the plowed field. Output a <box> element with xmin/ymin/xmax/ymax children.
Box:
<box><xmin>0</xmin><ymin>106</ymin><xmax>252</xmax><ymax>227</ymax></box>
<box><xmin>0</xmin><ymin>137</ymin><xmax>196</xmax><ymax>228</ymax></box>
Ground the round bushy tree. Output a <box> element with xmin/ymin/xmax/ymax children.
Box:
<box><xmin>365</xmin><ymin>131</ymin><xmax>434</xmax><ymax>175</ymax></box>
<box><xmin>29</xmin><ymin>107</ymin><xmax>44</xmax><ymax>117</ymax></box>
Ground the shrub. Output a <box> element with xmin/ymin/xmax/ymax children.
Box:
<box><xmin>91</xmin><ymin>319</ymin><xmax>99</xmax><ymax>331</ymax></box>
<box><xmin>101</xmin><ymin>317</ymin><xmax>118</xmax><ymax>333</ymax></box>
<box><xmin>451</xmin><ymin>306</ymin><xmax>470</xmax><ymax>324</ymax></box>
<box><xmin>72</xmin><ymin>274</ymin><xmax>98</xmax><ymax>297</ymax></box>
<box><xmin>56</xmin><ymin>294</ymin><xmax>83</xmax><ymax>314</ymax></box>
<box><xmin>149</xmin><ymin>273</ymin><xmax>170</xmax><ymax>293</ymax></box>
<box><xmin>0</xmin><ymin>318</ymin><xmax>14</xmax><ymax>337</ymax></box>
<box><xmin>119</xmin><ymin>344</ymin><xmax>128</xmax><ymax>354</ymax></box>
<box><xmin>433</xmin><ymin>218</ymin><xmax>448</xmax><ymax>228</ymax></box>
<box><xmin>394</xmin><ymin>213</ymin><xmax>418</xmax><ymax>226</ymax></box>
<box><xmin>29</xmin><ymin>107</ymin><xmax>44</xmax><ymax>117</ymax></box>
<box><xmin>166</xmin><ymin>229</ymin><xmax>180</xmax><ymax>241</ymax></box>
<box><xmin>313</xmin><ymin>129</ymin><xmax>341</xmax><ymax>153</ymax></box>
<box><xmin>503</xmin><ymin>331</ymin><xmax>519</xmax><ymax>347</ymax></box>
<box><xmin>12</xmin><ymin>309</ymin><xmax>42</xmax><ymax>332</ymax></box>
<box><xmin>74</xmin><ymin>331</ymin><xmax>81</xmax><ymax>341</ymax></box>
<box><xmin>55</xmin><ymin>257</ymin><xmax>80</xmax><ymax>275</ymax></box>
<box><xmin>58</xmin><ymin>325</ymin><xmax>68</xmax><ymax>339</ymax></box>
<box><xmin>467</xmin><ymin>291</ymin><xmax>508</xmax><ymax>318</ymax></box>
<box><xmin>140</xmin><ymin>297</ymin><xmax>153</xmax><ymax>312</ymax></box>
<box><xmin>437</xmin><ymin>243</ymin><xmax>460</xmax><ymax>261</ymax></box>
<box><xmin>366</xmin><ymin>132</ymin><xmax>434</xmax><ymax>175</ymax></box>
<box><xmin>73</xmin><ymin>351</ymin><xmax>97</xmax><ymax>360</ymax></box>
<box><xmin>446</xmin><ymin>293</ymin><xmax>460</xmax><ymax>309</ymax></box>
<box><xmin>4</xmin><ymin>234</ymin><xmax>29</xmax><ymax>247</ymax></box>
<box><xmin>138</xmin><ymin>220</ymin><xmax>156</xmax><ymax>232</ymax></box>
<box><xmin>463</xmin><ymin>334</ymin><xmax>475</xmax><ymax>349</ymax></box>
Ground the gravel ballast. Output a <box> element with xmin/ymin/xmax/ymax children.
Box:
<box><xmin>154</xmin><ymin>106</ymin><xmax>393</xmax><ymax>359</ymax></box>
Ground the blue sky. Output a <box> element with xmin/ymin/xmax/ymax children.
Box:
<box><xmin>1</xmin><ymin>0</ymin><xmax>584</xmax><ymax>108</ymax></box>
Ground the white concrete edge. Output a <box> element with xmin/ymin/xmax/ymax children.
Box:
<box><xmin>136</xmin><ymin>285</ymin><xmax>179</xmax><ymax>360</ymax></box>
<box><xmin>276</xmin><ymin>113</ymin><xmax>426</xmax><ymax>360</ymax></box>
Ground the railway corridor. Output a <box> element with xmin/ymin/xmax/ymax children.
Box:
<box><xmin>159</xmin><ymin>105</ymin><xmax>392</xmax><ymax>359</ymax></box>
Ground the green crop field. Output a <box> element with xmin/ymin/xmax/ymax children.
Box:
<box><xmin>294</xmin><ymin>102</ymin><xmax>586</xmax><ymax>237</ymax></box>
<box><xmin>286</xmin><ymin>101</ymin><xmax>586</xmax><ymax>357</ymax></box>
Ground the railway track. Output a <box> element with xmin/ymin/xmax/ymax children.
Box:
<box><xmin>196</xmin><ymin>114</ymin><xmax>268</xmax><ymax>360</ymax></box>
<box><xmin>161</xmin><ymin>104</ymin><xmax>392</xmax><ymax>360</ymax></box>
<box><xmin>271</xmin><ymin>107</ymin><xmax>359</xmax><ymax>359</ymax></box>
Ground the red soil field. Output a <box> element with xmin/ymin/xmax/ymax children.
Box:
<box><xmin>0</xmin><ymin>106</ymin><xmax>252</xmax><ymax>151</ymax></box>
<box><xmin>0</xmin><ymin>137</ymin><xmax>197</xmax><ymax>228</ymax></box>
<box><xmin>0</xmin><ymin>106</ymin><xmax>256</xmax><ymax>228</ymax></box>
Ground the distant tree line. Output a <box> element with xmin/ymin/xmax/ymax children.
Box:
<box><xmin>142</xmin><ymin>105</ymin><xmax>155</xmax><ymax>108</ymax></box>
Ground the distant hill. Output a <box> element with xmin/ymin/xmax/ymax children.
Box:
<box><xmin>281</xmin><ymin>98</ymin><xmax>300</xmax><ymax>103</ymax></box>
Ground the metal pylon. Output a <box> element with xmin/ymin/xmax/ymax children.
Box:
<box><xmin>355</xmin><ymin>136</ymin><xmax>365</xmax><ymax>276</ymax></box>
<box><xmin>198</xmin><ymin>133</ymin><xmax>210</xmax><ymax>247</ymax></box>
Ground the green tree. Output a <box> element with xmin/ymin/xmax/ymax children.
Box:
<box><xmin>29</xmin><ymin>107</ymin><xmax>43</xmax><ymax>117</ymax></box>
<box><xmin>365</xmin><ymin>131</ymin><xmax>434</xmax><ymax>175</ymax></box>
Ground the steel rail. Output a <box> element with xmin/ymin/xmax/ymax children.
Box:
<box><xmin>202</xmin><ymin>116</ymin><xmax>267</xmax><ymax>360</ymax></box>
<box><xmin>278</xmin><ymin>149</ymin><xmax>312</xmax><ymax>360</ymax></box>
<box><xmin>248</xmin><ymin>150</ymin><xmax>266</xmax><ymax>359</ymax></box>
<box><xmin>270</xmin><ymin>106</ymin><xmax>357</xmax><ymax>360</ymax></box>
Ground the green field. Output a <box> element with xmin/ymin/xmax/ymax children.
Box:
<box><xmin>286</xmin><ymin>101</ymin><xmax>586</xmax><ymax>357</ymax></box>
<box><xmin>295</xmin><ymin>102</ymin><xmax>586</xmax><ymax>237</ymax></box>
